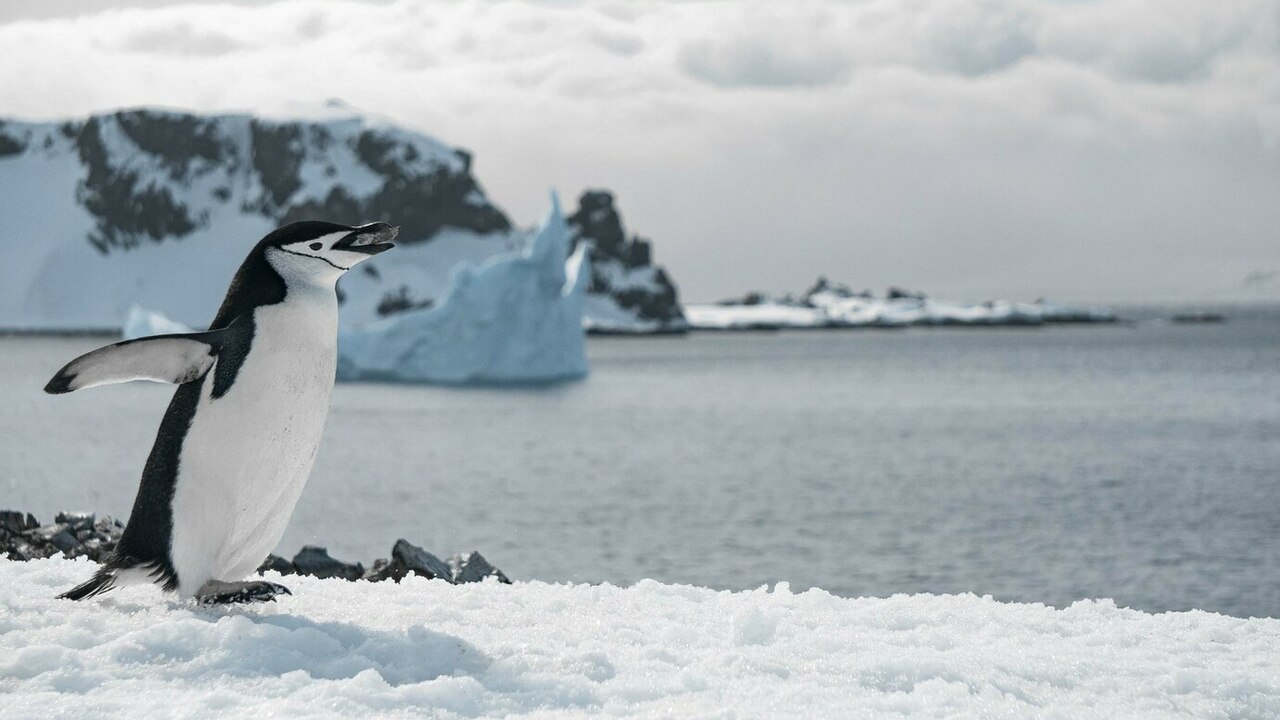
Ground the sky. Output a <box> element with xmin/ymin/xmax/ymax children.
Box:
<box><xmin>0</xmin><ymin>0</ymin><xmax>1276</xmax><ymax>304</ymax></box>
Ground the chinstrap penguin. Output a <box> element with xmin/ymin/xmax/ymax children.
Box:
<box><xmin>47</xmin><ymin>220</ymin><xmax>397</xmax><ymax>604</ymax></box>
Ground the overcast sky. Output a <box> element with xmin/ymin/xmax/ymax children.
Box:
<box><xmin>1</xmin><ymin>0</ymin><xmax>1276</xmax><ymax>303</ymax></box>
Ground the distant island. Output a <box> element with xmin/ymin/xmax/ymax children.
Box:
<box><xmin>686</xmin><ymin>277</ymin><xmax>1118</xmax><ymax>331</ymax></box>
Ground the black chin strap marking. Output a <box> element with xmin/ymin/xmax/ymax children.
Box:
<box><xmin>277</xmin><ymin>246</ymin><xmax>350</xmax><ymax>271</ymax></box>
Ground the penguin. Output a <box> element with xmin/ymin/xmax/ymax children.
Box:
<box><xmin>47</xmin><ymin>220</ymin><xmax>397</xmax><ymax>604</ymax></box>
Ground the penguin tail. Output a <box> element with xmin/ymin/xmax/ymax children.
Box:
<box><xmin>58</xmin><ymin>567</ymin><xmax>117</xmax><ymax>601</ymax></box>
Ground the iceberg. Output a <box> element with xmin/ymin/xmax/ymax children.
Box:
<box><xmin>337</xmin><ymin>196</ymin><xmax>590</xmax><ymax>385</ymax></box>
<box><xmin>121</xmin><ymin>304</ymin><xmax>194</xmax><ymax>340</ymax></box>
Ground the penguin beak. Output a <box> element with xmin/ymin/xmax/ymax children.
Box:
<box><xmin>340</xmin><ymin>223</ymin><xmax>398</xmax><ymax>255</ymax></box>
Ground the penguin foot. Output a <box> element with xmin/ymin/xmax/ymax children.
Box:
<box><xmin>196</xmin><ymin>580</ymin><xmax>292</xmax><ymax>605</ymax></box>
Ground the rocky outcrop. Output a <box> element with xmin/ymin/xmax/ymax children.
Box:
<box><xmin>290</xmin><ymin>545</ymin><xmax>365</xmax><ymax>581</ymax></box>
<box><xmin>2</xmin><ymin>509</ymin><xmax>511</xmax><ymax>586</ymax></box>
<box><xmin>259</xmin><ymin>539</ymin><xmax>512</xmax><ymax>585</ymax></box>
<box><xmin>1</xmin><ymin>510</ymin><xmax>123</xmax><ymax>562</ymax></box>
<box><xmin>567</xmin><ymin>190</ymin><xmax>687</xmax><ymax>334</ymax></box>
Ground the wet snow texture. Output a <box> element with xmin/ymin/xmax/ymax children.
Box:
<box><xmin>3</xmin><ymin>558</ymin><xmax>1277</xmax><ymax>719</ymax></box>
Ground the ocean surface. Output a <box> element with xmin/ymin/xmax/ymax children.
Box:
<box><xmin>3</xmin><ymin>306</ymin><xmax>1278</xmax><ymax>618</ymax></box>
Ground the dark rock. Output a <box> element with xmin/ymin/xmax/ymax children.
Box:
<box><xmin>257</xmin><ymin>554</ymin><xmax>296</xmax><ymax>576</ymax></box>
<box><xmin>394</xmin><ymin>539</ymin><xmax>453</xmax><ymax>581</ymax></box>
<box><xmin>567</xmin><ymin>189</ymin><xmax>686</xmax><ymax>329</ymax></box>
<box><xmin>364</xmin><ymin>539</ymin><xmax>453</xmax><ymax>583</ymax></box>
<box><xmin>5</xmin><ymin>510</ymin><xmax>516</xmax><ymax>588</ymax></box>
<box><xmin>249</xmin><ymin>120</ymin><xmax>305</xmax><ymax>211</ymax></box>
<box><xmin>282</xmin><ymin>130</ymin><xmax>510</xmax><ymax>242</ymax></box>
<box><xmin>0</xmin><ymin>510</ymin><xmax>38</xmax><ymax>535</ymax></box>
<box><xmin>76</xmin><ymin>114</ymin><xmax>202</xmax><ymax>253</ymax></box>
<box><xmin>49</xmin><ymin>529</ymin><xmax>81</xmax><ymax>554</ymax></box>
<box><xmin>0</xmin><ymin>121</ymin><xmax>26</xmax><ymax>157</ymax></box>
<box><xmin>886</xmin><ymin>286</ymin><xmax>926</xmax><ymax>300</ymax></box>
<box><xmin>5</xmin><ymin>513</ymin><xmax>123</xmax><ymax>563</ymax></box>
<box><xmin>7</xmin><ymin>541</ymin><xmax>38</xmax><ymax>561</ymax></box>
<box><xmin>291</xmin><ymin>545</ymin><xmax>364</xmax><ymax>581</ymax></box>
<box><xmin>449</xmin><ymin>551</ymin><xmax>512</xmax><ymax>584</ymax></box>
<box><xmin>363</xmin><ymin>558</ymin><xmax>394</xmax><ymax>582</ymax></box>
<box><xmin>55</xmin><ymin>511</ymin><xmax>95</xmax><ymax>532</ymax></box>
<box><xmin>116</xmin><ymin>110</ymin><xmax>225</xmax><ymax>179</ymax></box>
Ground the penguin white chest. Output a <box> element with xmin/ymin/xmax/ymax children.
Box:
<box><xmin>169</xmin><ymin>296</ymin><xmax>337</xmax><ymax>592</ymax></box>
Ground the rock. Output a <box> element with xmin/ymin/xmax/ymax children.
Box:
<box><xmin>393</xmin><ymin>539</ymin><xmax>453</xmax><ymax>581</ymax></box>
<box><xmin>55</xmin><ymin>511</ymin><xmax>95</xmax><ymax>532</ymax></box>
<box><xmin>449</xmin><ymin>551</ymin><xmax>512</xmax><ymax>584</ymax></box>
<box><xmin>0</xmin><ymin>510</ymin><xmax>38</xmax><ymax>536</ymax></box>
<box><xmin>80</xmin><ymin>538</ymin><xmax>114</xmax><ymax>562</ymax></box>
<box><xmin>364</xmin><ymin>539</ymin><xmax>453</xmax><ymax>583</ymax></box>
<box><xmin>2</xmin><ymin>510</ymin><xmax>516</xmax><ymax>587</ymax></box>
<box><xmin>363</xmin><ymin>558</ymin><xmax>394</xmax><ymax>582</ymax></box>
<box><xmin>291</xmin><ymin>545</ymin><xmax>364</xmax><ymax>581</ymax></box>
<box><xmin>29</xmin><ymin>524</ymin><xmax>64</xmax><ymax>542</ymax></box>
<box><xmin>48</xmin><ymin>529</ymin><xmax>81</xmax><ymax>554</ymax></box>
<box><xmin>257</xmin><ymin>554</ymin><xmax>296</xmax><ymax>576</ymax></box>
<box><xmin>567</xmin><ymin>190</ymin><xmax>687</xmax><ymax>333</ymax></box>
<box><xmin>6</xmin><ymin>540</ymin><xmax>39</xmax><ymax>561</ymax></box>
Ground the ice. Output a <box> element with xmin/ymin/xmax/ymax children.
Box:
<box><xmin>3</xmin><ymin>556</ymin><xmax>1277</xmax><ymax>718</ymax></box>
<box><xmin>121</xmin><ymin>304</ymin><xmax>194</xmax><ymax>340</ymax></box>
<box><xmin>337</xmin><ymin>196</ymin><xmax>590</xmax><ymax>385</ymax></box>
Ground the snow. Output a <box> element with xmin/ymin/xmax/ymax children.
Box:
<box><xmin>688</xmin><ymin>294</ymin><xmax>1117</xmax><ymax>330</ymax></box>
<box><xmin>685</xmin><ymin>302</ymin><xmax>830</xmax><ymax>330</ymax></box>
<box><xmin>3</xmin><ymin>557</ymin><xmax>1277</xmax><ymax>719</ymax></box>
<box><xmin>337</xmin><ymin>196</ymin><xmax>590</xmax><ymax>385</ymax></box>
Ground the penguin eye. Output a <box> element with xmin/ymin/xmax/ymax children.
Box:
<box><xmin>309</xmin><ymin>242</ymin><xmax>323</xmax><ymax>251</ymax></box>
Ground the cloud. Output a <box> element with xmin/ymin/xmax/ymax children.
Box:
<box><xmin>590</xmin><ymin>28</ymin><xmax>644</xmax><ymax>58</ymax></box>
<box><xmin>677</xmin><ymin>36</ymin><xmax>850</xmax><ymax>88</ymax></box>
<box><xmin>109</xmin><ymin>19</ymin><xmax>244</xmax><ymax>56</ymax></box>
<box><xmin>1039</xmin><ymin>1</ymin><xmax>1260</xmax><ymax>84</ymax></box>
<box><xmin>920</xmin><ymin>0</ymin><xmax>1038</xmax><ymax>76</ymax></box>
<box><xmin>0</xmin><ymin>0</ymin><xmax>1276</xmax><ymax>302</ymax></box>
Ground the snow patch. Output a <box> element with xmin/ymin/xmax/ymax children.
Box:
<box><xmin>3</xmin><ymin>557</ymin><xmax>1277</xmax><ymax>718</ymax></box>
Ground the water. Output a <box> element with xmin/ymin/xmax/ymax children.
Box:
<box><xmin>3</xmin><ymin>309</ymin><xmax>1278</xmax><ymax>618</ymax></box>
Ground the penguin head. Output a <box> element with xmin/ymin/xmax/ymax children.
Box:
<box><xmin>263</xmin><ymin>221</ymin><xmax>398</xmax><ymax>284</ymax></box>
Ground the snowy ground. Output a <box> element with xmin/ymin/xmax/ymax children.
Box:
<box><xmin>3</xmin><ymin>558</ymin><xmax>1277</xmax><ymax>719</ymax></box>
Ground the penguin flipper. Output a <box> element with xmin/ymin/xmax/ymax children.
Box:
<box><xmin>44</xmin><ymin>330</ymin><xmax>224</xmax><ymax>394</ymax></box>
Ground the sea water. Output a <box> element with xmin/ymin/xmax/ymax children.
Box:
<box><xmin>3</xmin><ymin>307</ymin><xmax>1277</xmax><ymax>617</ymax></box>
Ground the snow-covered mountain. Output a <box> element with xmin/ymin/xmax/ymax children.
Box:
<box><xmin>0</xmin><ymin>108</ymin><xmax>679</xmax><ymax>333</ymax></box>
